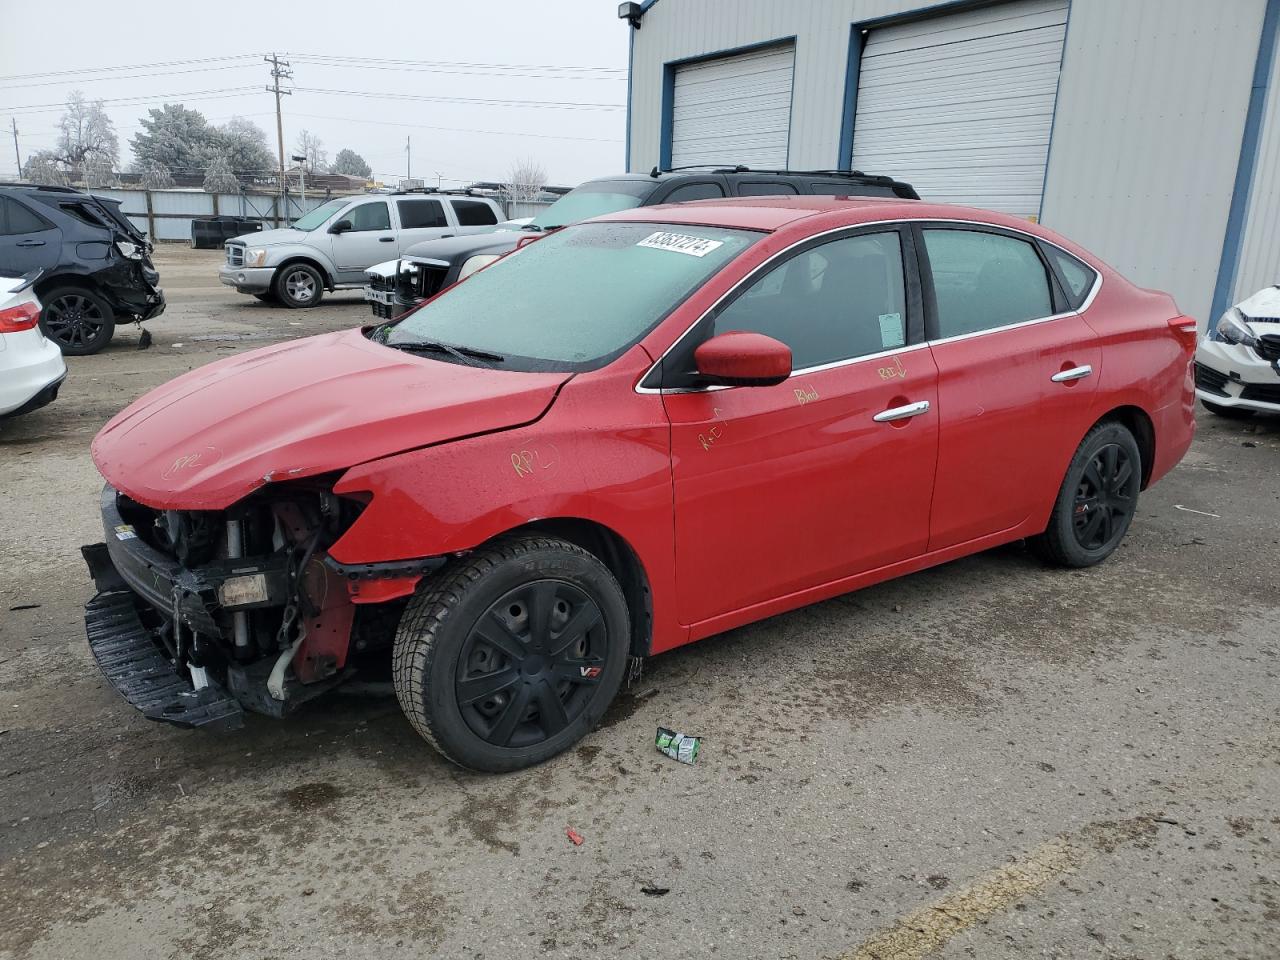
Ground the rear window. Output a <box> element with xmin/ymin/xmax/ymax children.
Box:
<box><xmin>452</xmin><ymin>199</ymin><xmax>498</xmax><ymax>227</ymax></box>
<box><xmin>0</xmin><ymin>196</ymin><xmax>50</xmax><ymax>235</ymax></box>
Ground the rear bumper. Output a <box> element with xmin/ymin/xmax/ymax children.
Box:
<box><xmin>0</xmin><ymin>334</ymin><xmax>66</xmax><ymax>417</ymax></box>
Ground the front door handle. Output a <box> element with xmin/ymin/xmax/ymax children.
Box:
<box><xmin>16</xmin><ymin>239</ymin><xmax>45</xmax><ymax>247</ymax></box>
<box><xmin>873</xmin><ymin>400</ymin><xmax>930</xmax><ymax>423</ymax></box>
<box><xmin>1050</xmin><ymin>364</ymin><xmax>1093</xmax><ymax>383</ymax></box>
<box><xmin>379</xmin><ymin>236</ymin><xmax>395</xmax><ymax>242</ymax></box>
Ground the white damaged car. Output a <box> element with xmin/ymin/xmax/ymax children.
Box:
<box><xmin>1195</xmin><ymin>285</ymin><xmax>1280</xmax><ymax>418</ymax></box>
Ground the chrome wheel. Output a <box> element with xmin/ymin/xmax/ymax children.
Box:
<box><xmin>284</xmin><ymin>269</ymin><xmax>317</xmax><ymax>303</ymax></box>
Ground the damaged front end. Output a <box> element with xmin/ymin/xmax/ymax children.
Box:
<box><xmin>81</xmin><ymin>481</ymin><xmax>439</xmax><ymax>731</ymax></box>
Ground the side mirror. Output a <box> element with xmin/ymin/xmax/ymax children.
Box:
<box><xmin>330</xmin><ymin>219</ymin><xmax>353</xmax><ymax>234</ymax></box>
<box><xmin>693</xmin><ymin>331</ymin><xmax>792</xmax><ymax>387</ymax></box>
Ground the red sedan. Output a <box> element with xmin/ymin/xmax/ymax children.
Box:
<box><xmin>84</xmin><ymin>196</ymin><xmax>1197</xmax><ymax>771</ymax></box>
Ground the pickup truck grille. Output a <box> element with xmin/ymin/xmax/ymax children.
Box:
<box><xmin>225</xmin><ymin>243</ymin><xmax>245</xmax><ymax>267</ymax></box>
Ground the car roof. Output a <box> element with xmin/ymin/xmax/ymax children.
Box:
<box><xmin>595</xmin><ymin>195</ymin><xmax>1043</xmax><ymax>235</ymax></box>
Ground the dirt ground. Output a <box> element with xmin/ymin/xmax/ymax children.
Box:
<box><xmin>1</xmin><ymin>245</ymin><xmax>1278</xmax><ymax>960</ymax></box>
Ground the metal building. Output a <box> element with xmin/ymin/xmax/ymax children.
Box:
<box><xmin>622</xmin><ymin>0</ymin><xmax>1280</xmax><ymax>325</ymax></box>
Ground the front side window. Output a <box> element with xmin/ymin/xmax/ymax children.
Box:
<box><xmin>453</xmin><ymin>200</ymin><xmax>498</xmax><ymax>226</ymax></box>
<box><xmin>292</xmin><ymin>198</ymin><xmax>347</xmax><ymax>231</ymax></box>
<box><xmin>708</xmin><ymin>231</ymin><xmax>908</xmax><ymax>369</ymax></box>
<box><xmin>386</xmin><ymin>221</ymin><xmax>759</xmax><ymax>369</ymax></box>
<box><xmin>348</xmin><ymin>202</ymin><xmax>391</xmax><ymax>232</ymax></box>
<box><xmin>923</xmin><ymin>229</ymin><xmax>1053</xmax><ymax>339</ymax></box>
<box><xmin>397</xmin><ymin>199</ymin><xmax>447</xmax><ymax>229</ymax></box>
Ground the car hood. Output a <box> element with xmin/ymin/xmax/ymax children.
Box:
<box><xmin>402</xmin><ymin>233</ymin><xmax>520</xmax><ymax>260</ymax></box>
<box><xmin>92</xmin><ymin>328</ymin><xmax>571</xmax><ymax>510</ymax></box>
<box><xmin>1236</xmin><ymin>285</ymin><xmax>1280</xmax><ymax>323</ymax></box>
<box><xmin>231</xmin><ymin>227</ymin><xmax>311</xmax><ymax>246</ymax></box>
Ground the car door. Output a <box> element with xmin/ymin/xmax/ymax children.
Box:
<box><xmin>918</xmin><ymin>224</ymin><xmax>1100</xmax><ymax>551</ymax></box>
<box><xmin>449</xmin><ymin>199</ymin><xmax>501</xmax><ymax>236</ymax></box>
<box><xmin>0</xmin><ymin>196</ymin><xmax>61</xmax><ymax>274</ymax></box>
<box><xmin>329</xmin><ymin>200</ymin><xmax>396</xmax><ymax>278</ymax></box>
<box><xmin>660</xmin><ymin>226</ymin><xmax>939</xmax><ymax>626</ymax></box>
<box><xmin>395</xmin><ymin>198</ymin><xmax>453</xmax><ymax>249</ymax></box>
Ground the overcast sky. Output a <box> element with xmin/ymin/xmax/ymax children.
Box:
<box><xmin>0</xmin><ymin>0</ymin><xmax>630</xmax><ymax>187</ymax></box>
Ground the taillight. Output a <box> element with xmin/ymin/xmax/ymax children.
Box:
<box><xmin>0</xmin><ymin>301</ymin><xmax>40</xmax><ymax>333</ymax></box>
<box><xmin>1167</xmin><ymin>315</ymin><xmax>1199</xmax><ymax>354</ymax></box>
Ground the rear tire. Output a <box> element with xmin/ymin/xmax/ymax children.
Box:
<box><xmin>392</xmin><ymin>535</ymin><xmax>630</xmax><ymax>773</ymax></box>
<box><xmin>1029</xmin><ymin>421</ymin><xmax>1142</xmax><ymax>568</ymax></box>
<box><xmin>271</xmin><ymin>263</ymin><xmax>324</xmax><ymax>308</ymax></box>
<box><xmin>39</xmin><ymin>286</ymin><xmax>116</xmax><ymax>355</ymax></box>
<box><xmin>1201</xmin><ymin>399</ymin><xmax>1255</xmax><ymax>419</ymax></box>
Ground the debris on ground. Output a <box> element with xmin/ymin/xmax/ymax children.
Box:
<box><xmin>1174</xmin><ymin>504</ymin><xmax>1221</xmax><ymax>518</ymax></box>
<box><xmin>565</xmin><ymin>827</ymin><xmax>584</xmax><ymax>846</ymax></box>
<box><xmin>640</xmin><ymin>886</ymin><xmax>670</xmax><ymax>897</ymax></box>
<box><xmin>7</xmin><ymin>603</ymin><xmax>40</xmax><ymax>611</ymax></box>
<box><xmin>656</xmin><ymin>727</ymin><xmax>701</xmax><ymax>764</ymax></box>
<box><xmin>136</xmin><ymin>328</ymin><xmax>153</xmax><ymax>350</ymax></box>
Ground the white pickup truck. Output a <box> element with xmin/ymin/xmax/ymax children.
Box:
<box><xmin>218</xmin><ymin>190</ymin><xmax>505</xmax><ymax>308</ymax></box>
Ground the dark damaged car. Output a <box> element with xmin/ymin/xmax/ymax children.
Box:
<box><xmin>0</xmin><ymin>183</ymin><xmax>165</xmax><ymax>354</ymax></box>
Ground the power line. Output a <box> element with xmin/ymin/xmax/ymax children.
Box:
<box><xmin>287</xmin><ymin>53</ymin><xmax>625</xmax><ymax>74</ymax></box>
<box><xmin>288</xmin><ymin>57</ymin><xmax>625</xmax><ymax>81</ymax></box>
<box><xmin>0</xmin><ymin>62</ymin><xmax>261</xmax><ymax>90</ymax></box>
<box><xmin>286</xmin><ymin>110</ymin><xmax>622</xmax><ymax>143</ymax></box>
<box><xmin>0</xmin><ymin>54</ymin><xmax>261</xmax><ymax>84</ymax></box>
<box><xmin>1</xmin><ymin>87</ymin><xmax>263</xmax><ymax>115</ymax></box>
<box><xmin>293</xmin><ymin>87</ymin><xmax>624</xmax><ymax>111</ymax></box>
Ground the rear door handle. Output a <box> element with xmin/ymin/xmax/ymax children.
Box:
<box><xmin>1050</xmin><ymin>364</ymin><xmax>1093</xmax><ymax>383</ymax></box>
<box><xmin>16</xmin><ymin>239</ymin><xmax>45</xmax><ymax>247</ymax></box>
<box><xmin>873</xmin><ymin>400</ymin><xmax>930</xmax><ymax>423</ymax></box>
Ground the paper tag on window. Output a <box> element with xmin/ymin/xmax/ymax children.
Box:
<box><xmin>636</xmin><ymin>232</ymin><xmax>724</xmax><ymax>257</ymax></box>
<box><xmin>878</xmin><ymin>312</ymin><xmax>904</xmax><ymax>348</ymax></box>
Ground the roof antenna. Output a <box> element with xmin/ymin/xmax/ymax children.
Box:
<box><xmin>649</xmin><ymin>166</ymin><xmax>660</xmax><ymax>178</ymax></box>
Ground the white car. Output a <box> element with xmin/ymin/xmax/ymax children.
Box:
<box><xmin>0</xmin><ymin>272</ymin><xmax>67</xmax><ymax>420</ymax></box>
<box><xmin>1195</xmin><ymin>285</ymin><xmax>1280</xmax><ymax>417</ymax></box>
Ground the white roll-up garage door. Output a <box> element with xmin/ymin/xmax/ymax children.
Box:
<box><xmin>670</xmin><ymin>42</ymin><xmax>795</xmax><ymax>169</ymax></box>
<box><xmin>850</xmin><ymin>0</ymin><xmax>1068</xmax><ymax>218</ymax></box>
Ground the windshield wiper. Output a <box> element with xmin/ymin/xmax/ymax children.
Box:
<box><xmin>520</xmin><ymin>223</ymin><xmax>545</xmax><ymax>232</ymax></box>
<box><xmin>388</xmin><ymin>338</ymin><xmax>504</xmax><ymax>366</ymax></box>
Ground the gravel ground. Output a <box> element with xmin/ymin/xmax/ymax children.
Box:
<box><xmin>1</xmin><ymin>245</ymin><xmax>1277</xmax><ymax>960</ymax></box>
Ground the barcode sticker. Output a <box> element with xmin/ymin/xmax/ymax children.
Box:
<box><xmin>636</xmin><ymin>232</ymin><xmax>724</xmax><ymax>257</ymax></box>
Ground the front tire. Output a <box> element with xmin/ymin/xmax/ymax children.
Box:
<box><xmin>39</xmin><ymin>287</ymin><xmax>116</xmax><ymax>355</ymax></box>
<box><xmin>392</xmin><ymin>535</ymin><xmax>630</xmax><ymax>772</ymax></box>
<box><xmin>271</xmin><ymin>263</ymin><xmax>324</xmax><ymax>308</ymax></box>
<box><xmin>1201</xmin><ymin>399</ymin><xmax>1255</xmax><ymax>419</ymax></box>
<box><xmin>1029</xmin><ymin>421</ymin><xmax>1142</xmax><ymax>568</ymax></box>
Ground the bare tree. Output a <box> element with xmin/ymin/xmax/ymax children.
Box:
<box><xmin>202</xmin><ymin>155</ymin><xmax>239</xmax><ymax>193</ymax></box>
<box><xmin>139</xmin><ymin>159</ymin><xmax>175</xmax><ymax>190</ymax></box>
<box><xmin>57</xmin><ymin>91</ymin><xmax>118</xmax><ymax>182</ymax></box>
<box><xmin>505</xmin><ymin>157</ymin><xmax>547</xmax><ymax>204</ymax></box>
<box><xmin>294</xmin><ymin>130</ymin><xmax>328</xmax><ymax>174</ymax></box>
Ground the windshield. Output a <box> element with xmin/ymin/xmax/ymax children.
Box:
<box><xmin>292</xmin><ymin>198</ymin><xmax>348</xmax><ymax>231</ymax></box>
<box><xmin>385</xmin><ymin>221</ymin><xmax>760</xmax><ymax>369</ymax></box>
<box><xmin>527</xmin><ymin>180</ymin><xmax>654</xmax><ymax>230</ymax></box>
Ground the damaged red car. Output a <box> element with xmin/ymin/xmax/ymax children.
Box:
<box><xmin>83</xmin><ymin>196</ymin><xmax>1196</xmax><ymax>771</ymax></box>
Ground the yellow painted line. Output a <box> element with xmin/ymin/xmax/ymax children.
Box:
<box><xmin>834</xmin><ymin>816</ymin><xmax>1158</xmax><ymax>960</ymax></box>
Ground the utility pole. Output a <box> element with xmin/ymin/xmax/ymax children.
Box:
<box><xmin>10</xmin><ymin>118</ymin><xmax>21</xmax><ymax>177</ymax></box>
<box><xmin>265</xmin><ymin>53</ymin><xmax>292</xmax><ymax>220</ymax></box>
<box><xmin>405</xmin><ymin>136</ymin><xmax>411</xmax><ymax>181</ymax></box>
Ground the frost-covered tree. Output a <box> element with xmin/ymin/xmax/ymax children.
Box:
<box><xmin>505</xmin><ymin>157</ymin><xmax>547</xmax><ymax>203</ymax></box>
<box><xmin>214</xmin><ymin>117</ymin><xmax>275</xmax><ymax>176</ymax></box>
<box><xmin>331</xmin><ymin>148</ymin><xmax>371</xmax><ymax>178</ymax></box>
<box><xmin>57</xmin><ymin>91</ymin><xmax>118</xmax><ymax>182</ymax></box>
<box><xmin>202</xmin><ymin>155</ymin><xmax>239</xmax><ymax>193</ymax></box>
<box><xmin>139</xmin><ymin>159</ymin><xmax>175</xmax><ymax>190</ymax></box>
<box><xmin>130</xmin><ymin>104</ymin><xmax>216</xmax><ymax>175</ymax></box>
<box><xmin>294</xmin><ymin>130</ymin><xmax>328</xmax><ymax>173</ymax></box>
<box><xmin>23</xmin><ymin>150</ymin><xmax>69</xmax><ymax>186</ymax></box>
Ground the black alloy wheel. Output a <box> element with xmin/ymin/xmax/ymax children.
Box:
<box><xmin>1071</xmin><ymin>442</ymin><xmax>1138</xmax><ymax>551</ymax></box>
<box><xmin>40</xmin><ymin>287</ymin><xmax>116</xmax><ymax>355</ymax></box>
<box><xmin>456</xmin><ymin>580</ymin><xmax>606</xmax><ymax>748</ymax></box>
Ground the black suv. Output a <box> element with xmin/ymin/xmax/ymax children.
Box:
<box><xmin>365</xmin><ymin>166</ymin><xmax>919</xmax><ymax>319</ymax></box>
<box><xmin>0</xmin><ymin>184</ymin><xmax>165</xmax><ymax>354</ymax></box>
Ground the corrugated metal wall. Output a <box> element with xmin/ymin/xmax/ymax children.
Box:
<box><xmin>628</xmin><ymin>0</ymin><xmax>1269</xmax><ymax>323</ymax></box>
<box><xmin>92</xmin><ymin>189</ymin><xmax>332</xmax><ymax>241</ymax></box>
<box><xmin>1233</xmin><ymin>22</ymin><xmax>1280</xmax><ymax>303</ymax></box>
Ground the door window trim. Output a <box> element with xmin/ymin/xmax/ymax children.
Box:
<box><xmin>635</xmin><ymin>217</ymin><xmax>1103</xmax><ymax>394</ymax></box>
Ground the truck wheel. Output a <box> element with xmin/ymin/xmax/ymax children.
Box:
<box><xmin>392</xmin><ymin>535</ymin><xmax>630</xmax><ymax>772</ymax></box>
<box><xmin>1029</xmin><ymin>421</ymin><xmax>1141</xmax><ymax>568</ymax></box>
<box><xmin>39</xmin><ymin>287</ymin><xmax>116</xmax><ymax>355</ymax></box>
<box><xmin>272</xmin><ymin>263</ymin><xmax>324</xmax><ymax>308</ymax></box>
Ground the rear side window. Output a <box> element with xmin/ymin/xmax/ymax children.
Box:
<box><xmin>1043</xmin><ymin>245</ymin><xmax>1097</xmax><ymax>310</ymax></box>
<box><xmin>663</xmin><ymin>182</ymin><xmax>725</xmax><ymax>203</ymax></box>
<box><xmin>0</xmin><ymin>196</ymin><xmax>51</xmax><ymax>235</ymax></box>
<box><xmin>923</xmin><ymin>229</ymin><xmax>1053</xmax><ymax>339</ymax></box>
<box><xmin>396</xmin><ymin>200</ymin><xmax>446</xmax><ymax>229</ymax></box>
<box><xmin>809</xmin><ymin>180</ymin><xmax>895</xmax><ymax>197</ymax></box>
<box><xmin>736</xmin><ymin>181</ymin><xmax>799</xmax><ymax>197</ymax></box>
<box><xmin>452</xmin><ymin>200</ymin><xmax>498</xmax><ymax>226</ymax></box>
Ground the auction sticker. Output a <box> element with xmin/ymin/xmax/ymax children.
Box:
<box><xmin>114</xmin><ymin>524</ymin><xmax>138</xmax><ymax>541</ymax></box>
<box><xmin>637</xmin><ymin>232</ymin><xmax>724</xmax><ymax>257</ymax></box>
